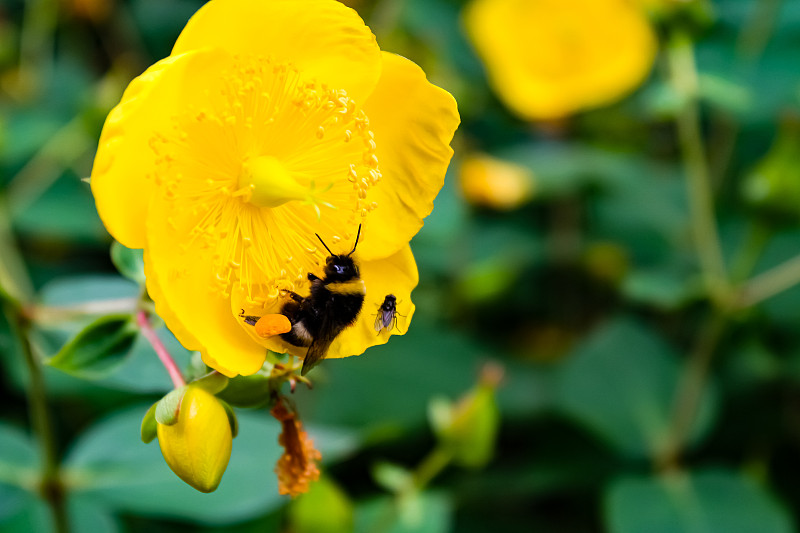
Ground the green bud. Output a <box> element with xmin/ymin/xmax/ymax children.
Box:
<box><xmin>428</xmin><ymin>364</ymin><xmax>502</xmax><ymax>468</ymax></box>
<box><xmin>743</xmin><ymin>116</ymin><xmax>800</xmax><ymax>224</ymax></box>
<box><xmin>288</xmin><ymin>476</ymin><xmax>353</xmax><ymax>533</ymax></box>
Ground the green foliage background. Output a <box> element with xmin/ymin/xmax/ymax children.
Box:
<box><xmin>2</xmin><ymin>0</ymin><xmax>800</xmax><ymax>531</ymax></box>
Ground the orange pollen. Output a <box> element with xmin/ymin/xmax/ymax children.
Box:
<box><xmin>271</xmin><ymin>402</ymin><xmax>321</xmax><ymax>497</ymax></box>
<box><xmin>255</xmin><ymin>314</ymin><xmax>292</xmax><ymax>338</ymax></box>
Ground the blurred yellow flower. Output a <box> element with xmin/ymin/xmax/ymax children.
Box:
<box><xmin>90</xmin><ymin>0</ymin><xmax>459</xmax><ymax>376</ymax></box>
<box><xmin>459</xmin><ymin>154</ymin><xmax>533</xmax><ymax>210</ymax></box>
<box><xmin>464</xmin><ymin>0</ymin><xmax>657</xmax><ymax>120</ymax></box>
<box><xmin>156</xmin><ymin>386</ymin><xmax>232</xmax><ymax>493</ymax></box>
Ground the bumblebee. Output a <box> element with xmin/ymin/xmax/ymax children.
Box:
<box><xmin>374</xmin><ymin>294</ymin><xmax>404</xmax><ymax>334</ymax></box>
<box><xmin>280</xmin><ymin>226</ymin><xmax>365</xmax><ymax>375</ymax></box>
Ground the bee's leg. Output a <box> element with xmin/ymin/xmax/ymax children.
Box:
<box><xmin>278</xmin><ymin>301</ymin><xmax>312</xmax><ymax>347</ymax></box>
<box><xmin>280</xmin><ymin>300</ymin><xmax>300</xmax><ymax>321</ymax></box>
<box><xmin>280</xmin><ymin>289</ymin><xmax>305</xmax><ymax>303</ymax></box>
<box><xmin>307</xmin><ymin>272</ymin><xmax>321</xmax><ymax>282</ymax></box>
<box><xmin>238</xmin><ymin>308</ymin><xmax>261</xmax><ymax>326</ymax></box>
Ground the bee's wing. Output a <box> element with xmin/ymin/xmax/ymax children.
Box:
<box><xmin>301</xmin><ymin>306</ymin><xmax>336</xmax><ymax>375</ymax></box>
<box><xmin>301</xmin><ymin>336</ymin><xmax>334</xmax><ymax>375</ymax></box>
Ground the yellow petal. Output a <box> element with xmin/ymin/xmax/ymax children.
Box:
<box><xmin>464</xmin><ymin>0</ymin><xmax>657</xmax><ymax>120</ymax></box>
<box><xmin>145</xmin><ymin>192</ymin><xmax>267</xmax><ymax>378</ymax></box>
<box><xmin>90</xmin><ymin>49</ymin><xmax>227</xmax><ymax>249</ymax></box>
<box><xmin>157</xmin><ymin>386</ymin><xmax>232</xmax><ymax>493</ymax></box>
<box><xmin>358</xmin><ymin>52</ymin><xmax>459</xmax><ymax>261</ymax></box>
<box><xmin>172</xmin><ymin>0</ymin><xmax>381</xmax><ymax>103</ymax></box>
<box><xmin>327</xmin><ymin>245</ymin><xmax>418</xmax><ymax>358</ymax></box>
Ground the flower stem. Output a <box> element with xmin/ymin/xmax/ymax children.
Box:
<box><xmin>735</xmin><ymin>252</ymin><xmax>800</xmax><ymax>309</ymax></box>
<box><xmin>27</xmin><ymin>297</ymin><xmax>139</xmax><ymax>324</ymax></box>
<box><xmin>667</xmin><ymin>30</ymin><xmax>728</xmax><ymax>299</ymax></box>
<box><xmin>0</xmin><ymin>197</ymin><xmax>34</xmax><ymax>303</ymax></box>
<box><xmin>136</xmin><ymin>310</ymin><xmax>185</xmax><ymax>388</ymax></box>
<box><xmin>656</xmin><ymin>30</ymin><xmax>736</xmax><ymax>471</ymax></box>
<box><xmin>728</xmin><ymin>221</ymin><xmax>771</xmax><ymax>285</ymax></box>
<box><xmin>412</xmin><ymin>447</ymin><xmax>453</xmax><ymax>491</ymax></box>
<box><xmin>3</xmin><ymin>303</ymin><xmax>68</xmax><ymax>533</ymax></box>
<box><xmin>656</xmin><ymin>312</ymin><xmax>727</xmax><ymax>471</ymax></box>
<box><xmin>0</xmin><ymin>198</ymin><xmax>66</xmax><ymax>530</ymax></box>
<box><xmin>18</xmin><ymin>0</ymin><xmax>57</xmax><ymax>95</ymax></box>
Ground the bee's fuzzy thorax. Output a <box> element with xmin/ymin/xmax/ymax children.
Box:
<box><xmin>325</xmin><ymin>279</ymin><xmax>367</xmax><ymax>295</ymax></box>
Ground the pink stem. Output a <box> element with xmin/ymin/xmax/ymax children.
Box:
<box><xmin>136</xmin><ymin>310</ymin><xmax>186</xmax><ymax>388</ymax></box>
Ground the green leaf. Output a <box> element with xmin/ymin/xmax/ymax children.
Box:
<box><xmin>556</xmin><ymin>317</ymin><xmax>717</xmax><ymax>459</ymax></box>
<box><xmin>288</xmin><ymin>476</ymin><xmax>354</xmax><ymax>533</ymax></box>
<box><xmin>697</xmin><ymin>73</ymin><xmax>752</xmax><ymax>114</ymax></box>
<box><xmin>191</xmin><ymin>371</ymin><xmax>229</xmax><ymax>395</ymax></box>
<box><xmin>110</xmin><ymin>241</ymin><xmax>145</xmax><ymax>285</ymax></box>
<box><xmin>93</xmin><ymin>328</ymin><xmax>195</xmax><ymax>393</ymax></box>
<box><xmin>47</xmin><ymin>314</ymin><xmax>138</xmax><ymax>378</ymax></box>
<box><xmin>354</xmin><ymin>492</ymin><xmax>452</xmax><ymax>533</ymax></box>
<box><xmin>64</xmin><ymin>406</ymin><xmax>359</xmax><ymax>525</ymax></box>
<box><xmin>37</xmin><ymin>275</ymin><xmax>139</xmax><ymax>309</ymax></box>
<box><xmin>454</xmin><ymin>258</ymin><xmax>521</xmax><ymax>305</ymax></box>
<box><xmin>622</xmin><ymin>266</ymin><xmax>704</xmax><ymax>310</ymax></box>
<box><xmin>605</xmin><ymin>469</ymin><xmax>793</xmax><ymax>533</ymax></box>
<box><xmin>0</xmin><ymin>423</ymin><xmax>38</xmax><ymax>522</ymax></box>
<box><xmin>0</xmin><ymin>496</ymin><xmax>120</xmax><ymax>533</ymax></box>
<box><xmin>0</xmin><ymin>422</ymin><xmax>39</xmax><ymax>479</ymax></box>
<box><xmin>372</xmin><ymin>462</ymin><xmax>414</xmax><ymax>494</ymax></box>
<box><xmin>216</xmin><ymin>372</ymin><xmax>275</xmax><ymax>408</ymax></box>
<box><xmin>140</xmin><ymin>403</ymin><xmax>158</xmax><ymax>444</ymax></box>
<box><xmin>155</xmin><ymin>387</ymin><xmax>186</xmax><ymax>426</ymax></box>
<box><xmin>11</xmin><ymin>172</ymin><xmax>107</xmax><ymax>244</ymax></box>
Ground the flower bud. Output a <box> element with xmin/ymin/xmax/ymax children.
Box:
<box><xmin>156</xmin><ymin>386</ymin><xmax>232</xmax><ymax>493</ymax></box>
<box><xmin>742</xmin><ymin>115</ymin><xmax>800</xmax><ymax>225</ymax></box>
<box><xmin>429</xmin><ymin>363</ymin><xmax>503</xmax><ymax>468</ymax></box>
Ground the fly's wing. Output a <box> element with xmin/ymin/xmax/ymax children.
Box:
<box><xmin>374</xmin><ymin>310</ymin><xmax>385</xmax><ymax>333</ymax></box>
<box><xmin>301</xmin><ymin>302</ymin><xmax>337</xmax><ymax>375</ymax></box>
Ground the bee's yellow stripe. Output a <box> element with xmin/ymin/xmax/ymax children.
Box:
<box><xmin>326</xmin><ymin>279</ymin><xmax>366</xmax><ymax>295</ymax></box>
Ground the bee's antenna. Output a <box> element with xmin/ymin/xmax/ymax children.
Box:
<box><xmin>349</xmin><ymin>224</ymin><xmax>362</xmax><ymax>256</ymax></box>
<box><xmin>315</xmin><ymin>233</ymin><xmax>334</xmax><ymax>256</ymax></box>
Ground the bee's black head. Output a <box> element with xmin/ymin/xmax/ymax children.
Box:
<box><xmin>316</xmin><ymin>225</ymin><xmax>362</xmax><ymax>282</ymax></box>
<box><xmin>324</xmin><ymin>255</ymin><xmax>359</xmax><ymax>281</ymax></box>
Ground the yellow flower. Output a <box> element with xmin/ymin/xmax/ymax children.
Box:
<box><xmin>464</xmin><ymin>0</ymin><xmax>657</xmax><ymax>120</ymax></box>
<box><xmin>90</xmin><ymin>0</ymin><xmax>459</xmax><ymax>376</ymax></box>
<box><xmin>156</xmin><ymin>386</ymin><xmax>232</xmax><ymax>493</ymax></box>
<box><xmin>459</xmin><ymin>154</ymin><xmax>534</xmax><ymax>210</ymax></box>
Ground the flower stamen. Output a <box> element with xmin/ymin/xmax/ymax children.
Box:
<box><xmin>148</xmin><ymin>55</ymin><xmax>381</xmax><ymax>311</ymax></box>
